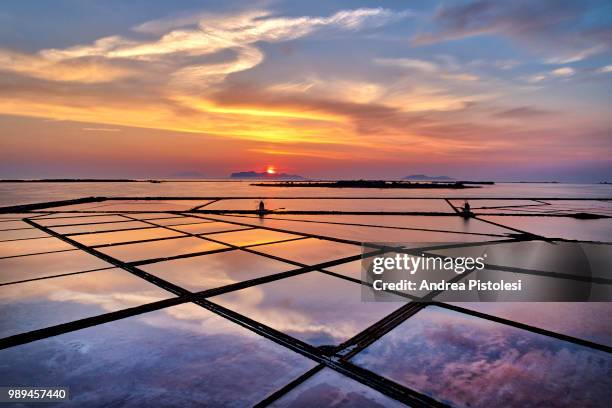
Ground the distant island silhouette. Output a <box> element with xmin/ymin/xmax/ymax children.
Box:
<box><xmin>404</xmin><ymin>174</ymin><xmax>454</xmax><ymax>181</ymax></box>
<box><xmin>230</xmin><ymin>171</ymin><xmax>305</xmax><ymax>180</ymax></box>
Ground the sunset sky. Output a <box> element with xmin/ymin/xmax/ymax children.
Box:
<box><xmin>1</xmin><ymin>0</ymin><xmax>611</xmax><ymax>181</ymax></box>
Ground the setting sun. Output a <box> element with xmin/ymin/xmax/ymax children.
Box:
<box><xmin>266</xmin><ymin>166</ymin><xmax>276</xmax><ymax>174</ymax></box>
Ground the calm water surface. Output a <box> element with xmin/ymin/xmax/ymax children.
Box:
<box><xmin>1</xmin><ymin>181</ymin><xmax>611</xmax><ymax>207</ymax></box>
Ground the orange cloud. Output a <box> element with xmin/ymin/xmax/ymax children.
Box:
<box><xmin>0</xmin><ymin>50</ymin><xmax>135</xmax><ymax>83</ymax></box>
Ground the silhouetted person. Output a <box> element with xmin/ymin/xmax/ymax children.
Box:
<box><xmin>462</xmin><ymin>201</ymin><xmax>471</xmax><ymax>218</ymax></box>
<box><xmin>257</xmin><ymin>200</ymin><xmax>265</xmax><ymax>215</ymax></box>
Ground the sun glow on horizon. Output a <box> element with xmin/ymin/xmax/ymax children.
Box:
<box><xmin>266</xmin><ymin>166</ymin><xmax>276</xmax><ymax>174</ymax></box>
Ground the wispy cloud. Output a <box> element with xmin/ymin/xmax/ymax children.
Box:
<box><xmin>1</xmin><ymin>8</ymin><xmax>405</xmax><ymax>89</ymax></box>
<box><xmin>375</xmin><ymin>57</ymin><xmax>440</xmax><ymax>73</ymax></box>
<box><xmin>412</xmin><ymin>0</ymin><xmax>611</xmax><ymax>63</ymax></box>
<box><xmin>544</xmin><ymin>45</ymin><xmax>606</xmax><ymax>64</ymax></box>
<box><xmin>522</xmin><ymin>66</ymin><xmax>576</xmax><ymax>83</ymax></box>
<box><xmin>597</xmin><ymin>65</ymin><xmax>612</xmax><ymax>74</ymax></box>
<box><xmin>524</xmin><ymin>74</ymin><xmax>547</xmax><ymax>83</ymax></box>
<box><xmin>374</xmin><ymin>57</ymin><xmax>480</xmax><ymax>82</ymax></box>
<box><xmin>81</xmin><ymin>127</ymin><xmax>122</xmax><ymax>132</ymax></box>
<box><xmin>0</xmin><ymin>7</ymin><xmax>409</xmax><ymax>146</ymax></box>
<box><xmin>0</xmin><ymin>49</ymin><xmax>135</xmax><ymax>83</ymax></box>
<box><xmin>493</xmin><ymin>106</ymin><xmax>552</xmax><ymax>119</ymax></box>
<box><xmin>551</xmin><ymin>67</ymin><xmax>575</xmax><ymax>77</ymax></box>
